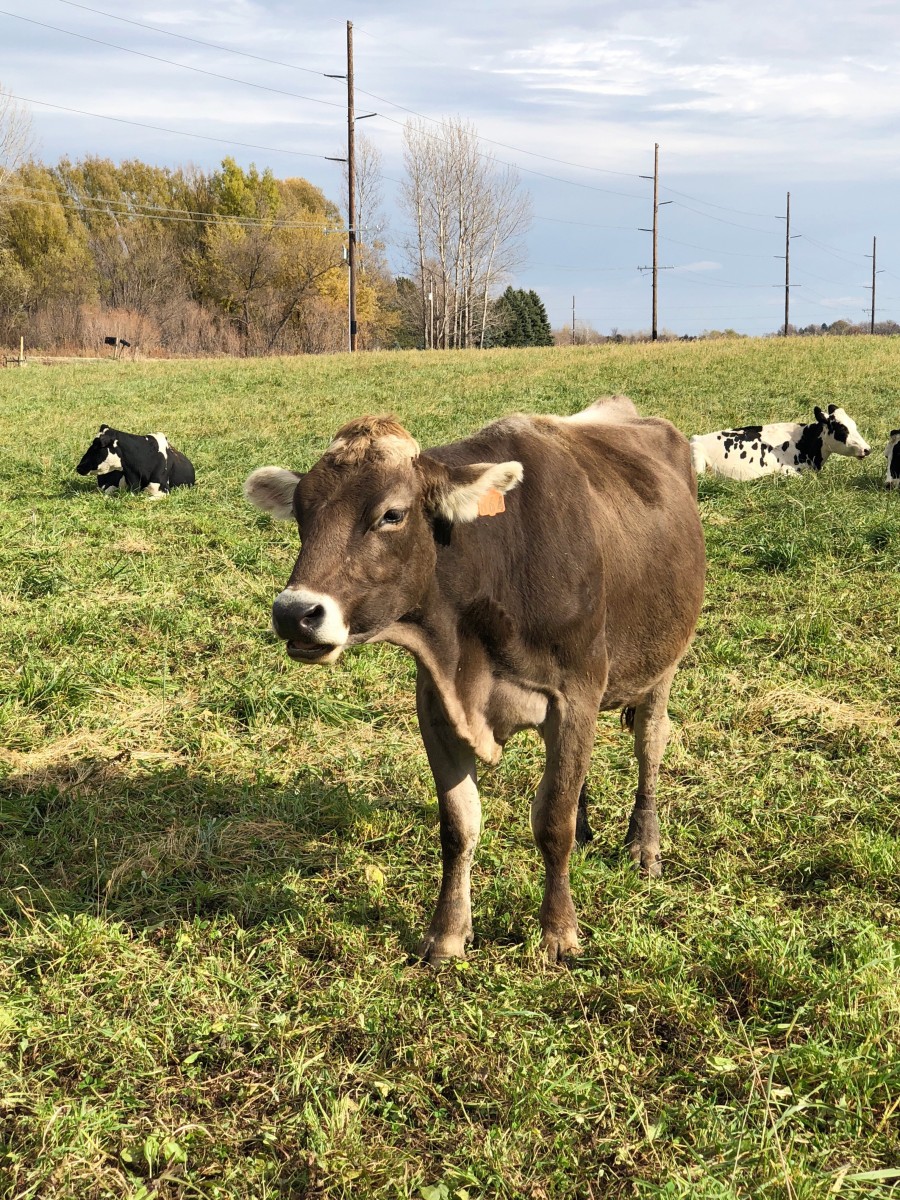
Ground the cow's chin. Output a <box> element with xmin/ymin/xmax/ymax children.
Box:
<box><xmin>285</xmin><ymin>640</ymin><xmax>344</xmax><ymax>664</ymax></box>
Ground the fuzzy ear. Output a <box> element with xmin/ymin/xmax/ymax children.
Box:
<box><xmin>827</xmin><ymin>404</ymin><xmax>837</xmax><ymax>415</ymax></box>
<box><xmin>813</xmin><ymin>405</ymin><xmax>827</xmax><ymax>424</ymax></box>
<box><xmin>427</xmin><ymin>460</ymin><xmax>524</xmax><ymax>525</ymax></box>
<box><xmin>244</xmin><ymin>467</ymin><xmax>304</xmax><ymax>519</ymax></box>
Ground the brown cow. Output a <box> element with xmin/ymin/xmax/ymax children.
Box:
<box><xmin>245</xmin><ymin>396</ymin><xmax>705</xmax><ymax>963</ymax></box>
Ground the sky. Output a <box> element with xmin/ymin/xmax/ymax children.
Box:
<box><xmin>3</xmin><ymin>0</ymin><xmax>900</xmax><ymax>336</ymax></box>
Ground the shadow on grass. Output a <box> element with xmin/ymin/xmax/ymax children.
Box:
<box><xmin>847</xmin><ymin>472</ymin><xmax>891</xmax><ymax>493</ymax></box>
<box><xmin>0</xmin><ymin>754</ymin><xmax>377</xmax><ymax>934</ymax></box>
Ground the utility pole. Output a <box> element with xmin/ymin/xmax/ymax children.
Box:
<box><xmin>865</xmin><ymin>237</ymin><xmax>881</xmax><ymax>334</ymax></box>
<box><xmin>783</xmin><ymin>191</ymin><xmax>790</xmax><ymax>337</ymax></box>
<box><xmin>346</xmin><ymin>21</ymin><xmax>358</xmax><ymax>352</ymax></box>
<box><xmin>639</xmin><ymin>144</ymin><xmax>672</xmax><ymax>341</ymax></box>
<box><xmin>572</xmin><ymin>295</ymin><xmax>576</xmax><ymax>345</ymax></box>
<box><xmin>326</xmin><ymin>25</ymin><xmax>377</xmax><ymax>353</ymax></box>
<box><xmin>775</xmin><ymin>191</ymin><xmax>799</xmax><ymax>337</ymax></box>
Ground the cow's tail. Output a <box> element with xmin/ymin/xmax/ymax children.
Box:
<box><xmin>689</xmin><ymin>436</ymin><xmax>706</xmax><ymax>475</ymax></box>
<box><xmin>620</xmin><ymin>706</ymin><xmax>636</xmax><ymax>733</ymax></box>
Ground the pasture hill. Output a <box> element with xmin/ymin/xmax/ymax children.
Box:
<box><xmin>0</xmin><ymin>337</ymin><xmax>898</xmax><ymax>1199</ymax></box>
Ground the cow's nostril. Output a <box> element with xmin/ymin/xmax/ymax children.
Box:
<box><xmin>298</xmin><ymin>603</ymin><xmax>325</xmax><ymax>630</ymax></box>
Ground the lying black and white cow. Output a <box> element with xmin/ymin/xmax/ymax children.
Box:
<box><xmin>690</xmin><ymin>405</ymin><xmax>870</xmax><ymax>480</ymax></box>
<box><xmin>885</xmin><ymin>430</ymin><xmax>900</xmax><ymax>490</ymax></box>
<box><xmin>76</xmin><ymin>425</ymin><xmax>195</xmax><ymax>497</ymax></box>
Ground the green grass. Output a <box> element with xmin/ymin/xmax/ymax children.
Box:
<box><xmin>1</xmin><ymin>339</ymin><xmax>899</xmax><ymax>1199</ymax></box>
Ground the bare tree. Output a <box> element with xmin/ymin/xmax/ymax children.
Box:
<box><xmin>401</xmin><ymin>118</ymin><xmax>531</xmax><ymax>349</ymax></box>
<box><xmin>0</xmin><ymin>85</ymin><xmax>33</xmax><ymax>196</ymax></box>
<box><xmin>345</xmin><ymin>133</ymin><xmax>385</xmax><ymax>260</ymax></box>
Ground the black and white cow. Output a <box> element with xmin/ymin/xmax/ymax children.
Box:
<box><xmin>885</xmin><ymin>430</ymin><xmax>900</xmax><ymax>490</ymax></box>
<box><xmin>690</xmin><ymin>405</ymin><xmax>871</xmax><ymax>481</ymax></box>
<box><xmin>76</xmin><ymin>425</ymin><xmax>195</xmax><ymax>497</ymax></box>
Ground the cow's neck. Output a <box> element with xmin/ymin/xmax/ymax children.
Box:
<box><xmin>373</xmin><ymin>593</ymin><xmax>504</xmax><ymax>765</ymax></box>
<box><xmin>795</xmin><ymin>421</ymin><xmax>827</xmax><ymax>470</ymax></box>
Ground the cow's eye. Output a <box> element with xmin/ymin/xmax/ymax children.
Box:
<box><xmin>378</xmin><ymin>508</ymin><xmax>407</xmax><ymax>528</ymax></box>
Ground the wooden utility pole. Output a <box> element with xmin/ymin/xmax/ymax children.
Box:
<box><xmin>346</xmin><ymin>20</ymin><xmax>358</xmax><ymax>353</ymax></box>
<box><xmin>639</xmin><ymin>144</ymin><xmax>672</xmax><ymax>342</ymax></box>
<box><xmin>651</xmin><ymin>143</ymin><xmax>660</xmax><ymax>342</ymax></box>
<box><xmin>866</xmin><ymin>236</ymin><xmax>879</xmax><ymax>334</ymax></box>
<box><xmin>783</xmin><ymin>191</ymin><xmax>790</xmax><ymax>337</ymax></box>
<box><xmin>572</xmin><ymin>295</ymin><xmax>576</xmax><ymax>345</ymax></box>
<box><xmin>775</xmin><ymin>191</ymin><xmax>799</xmax><ymax>337</ymax></box>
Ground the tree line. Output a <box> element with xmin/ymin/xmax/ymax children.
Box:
<box><xmin>0</xmin><ymin>98</ymin><xmax>549</xmax><ymax>357</ymax></box>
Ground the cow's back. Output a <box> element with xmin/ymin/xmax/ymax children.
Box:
<box><xmin>426</xmin><ymin>410</ymin><xmax>704</xmax><ymax>704</ymax></box>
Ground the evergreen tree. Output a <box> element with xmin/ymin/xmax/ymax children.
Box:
<box><xmin>489</xmin><ymin>286</ymin><xmax>553</xmax><ymax>347</ymax></box>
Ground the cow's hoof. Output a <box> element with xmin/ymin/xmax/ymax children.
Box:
<box><xmin>418</xmin><ymin>930</ymin><xmax>470</xmax><ymax>966</ymax></box>
<box><xmin>540</xmin><ymin>929</ymin><xmax>581</xmax><ymax>964</ymax></box>
<box><xmin>627</xmin><ymin>843</ymin><xmax>663</xmax><ymax>878</ymax></box>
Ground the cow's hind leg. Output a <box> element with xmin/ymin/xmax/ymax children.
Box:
<box><xmin>533</xmin><ymin>695</ymin><xmax>599</xmax><ymax>962</ymax></box>
<box><xmin>625</xmin><ymin>666</ymin><xmax>677</xmax><ymax>878</ymax></box>
<box><xmin>416</xmin><ymin>672</ymin><xmax>480</xmax><ymax>965</ymax></box>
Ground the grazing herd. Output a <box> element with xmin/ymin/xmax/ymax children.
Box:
<box><xmin>73</xmin><ymin>396</ymin><xmax>893</xmax><ymax>960</ymax></box>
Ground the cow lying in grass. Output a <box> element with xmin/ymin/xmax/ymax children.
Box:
<box><xmin>245</xmin><ymin>397</ymin><xmax>706</xmax><ymax>963</ymax></box>
<box><xmin>76</xmin><ymin>425</ymin><xmax>195</xmax><ymax>496</ymax></box>
<box><xmin>690</xmin><ymin>404</ymin><xmax>870</xmax><ymax>480</ymax></box>
<box><xmin>886</xmin><ymin>430</ymin><xmax>900</xmax><ymax>490</ymax></box>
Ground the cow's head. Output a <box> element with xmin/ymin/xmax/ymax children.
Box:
<box><xmin>813</xmin><ymin>405</ymin><xmax>870</xmax><ymax>459</ymax></box>
<box><xmin>76</xmin><ymin>425</ymin><xmax>121</xmax><ymax>475</ymax></box>
<box><xmin>245</xmin><ymin>415</ymin><xmax>523</xmax><ymax>664</ymax></box>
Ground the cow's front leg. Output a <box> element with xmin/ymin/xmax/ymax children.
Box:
<box><xmin>416</xmin><ymin>671</ymin><xmax>480</xmax><ymax>964</ymax></box>
<box><xmin>533</xmin><ymin>696</ymin><xmax>598</xmax><ymax>962</ymax></box>
<box><xmin>625</xmin><ymin>666</ymin><xmax>676</xmax><ymax>878</ymax></box>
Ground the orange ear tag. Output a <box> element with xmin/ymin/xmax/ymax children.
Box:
<box><xmin>477</xmin><ymin>487</ymin><xmax>506</xmax><ymax>517</ymax></box>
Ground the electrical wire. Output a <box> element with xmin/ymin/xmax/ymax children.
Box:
<box><xmin>13</xmin><ymin>181</ymin><xmax>343</xmax><ymax>227</ymax></box>
<box><xmin>375</xmin><ymin>113</ymin><xmax>646</xmax><ymax>201</ymax></box>
<box><xmin>52</xmin><ymin>0</ymin><xmax>647</xmax><ymax>185</ymax></box>
<box><xmin>6</xmin><ymin>91</ymin><xmax>340</xmax><ymax>162</ymax></box>
<box><xmin>4</xmin><ymin>190</ymin><xmax>347</xmax><ymax>232</ymax></box>
<box><xmin>51</xmin><ymin>0</ymin><xmax>329</xmax><ymax>77</ymax></box>
<box><xmin>0</xmin><ymin>10</ymin><xmax>345</xmax><ymax>109</ymax></box>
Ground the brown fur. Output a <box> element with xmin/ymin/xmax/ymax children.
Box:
<box><xmin>247</xmin><ymin>397</ymin><xmax>706</xmax><ymax>964</ymax></box>
<box><xmin>326</xmin><ymin>414</ymin><xmax>419</xmax><ymax>467</ymax></box>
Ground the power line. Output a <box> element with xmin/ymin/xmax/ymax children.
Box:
<box><xmin>659</xmin><ymin>234</ymin><xmax>775</xmax><ymax>260</ymax></box>
<box><xmin>670</xmin><ymin>200</ymin><xmax>780</xmax><ymax>235</ymax></box>
<box><xmin>5</xmin><ymin>190</ymin><xmax>347</xmax><ymax>232</ymax></box>
<box><xmin>797</xmin><ymin>233</ymin><xmax>863</xmax><ymax>266</ymax></box>
<box><xmin>6</xmin><ymin>91</ymin><xmax>338</xmax><ymax>162</ymax></box>
<box><xmin>376</xmin><ymin>112</ymin><xmax>646</xmax><ymax>200</ymax></box>
<box><xmin>658</xmin><ymin>184</ymin><xmax>780</xmax><ymax>221</ymax></box>
<box><xmin>51</xmin><ymin>0</ymin><xmax>648</xmax><ymax>186</ymax></box>
<box><xmin>51</xmin><ymin>0</ymin><xmax>329</xmax><ymax>77</ymax></box>
<box><xmin>534</xmin><ymin>215</ymin><xmax>637</xmax><ymax>231</ymax></box>
<box><xmin>0</xmin><ymin>10</ymin><xmax>345</xmax><ymax>109</ymax></box>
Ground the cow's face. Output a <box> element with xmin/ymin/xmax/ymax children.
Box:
<box><xmin>245</xmin><ymin>416</ymin><xmax>522</xmax><ymax>664</ymax></box>
<box><xmin>76</xmin><ymin>426</ymin><xmax>122</xmax><ymax>475</ymax></box>
<box><xmin>814</xmin><ymin>405</ymin><xmax>870</xmax><ymax>459</ymax></box>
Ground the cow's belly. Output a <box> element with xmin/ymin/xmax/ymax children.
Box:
<box><xmin>487</xmin><ymin>677</ymin><xmax>549</xmax><ymax>743</ymax></box>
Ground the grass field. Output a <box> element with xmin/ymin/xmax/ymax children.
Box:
<box><xmin>1</xmin><ymin>339</ymin><xmax>898</xmax><ymax>1199</ymax></box>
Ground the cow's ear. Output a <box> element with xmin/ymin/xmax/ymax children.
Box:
<box><xmin>827</xmin><ymin>404</ymin><xmax>837</xmax><ymax>415</ymax></box>
<box><xmin>98</xmin><ymin>424</ymin><xmax>109</xmax><ymax>433</ymax></box>
<box><xmin>891</xmin><ymin>429</ymin><xmax>900</xmax><ymax>439</ymax></box>
<box><xmin>813</xmin><ymin>405</ymin><xmax>826</xmax><ymax>424</ymax></box>
<box><xmin>244</xmin><ymin>467</ymin><xmax>304</xmax><ymax>519</ymax></box>
<box><xmin>422</xmin><ymin>458</ymin><xmax>524</xmax><ymax>524</ymax></box>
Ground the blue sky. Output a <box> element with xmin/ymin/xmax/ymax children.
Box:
<box><xmin>3</xmin><ymin>0</ymin><xmax>900</xmax><ymax>335</ymax></box>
